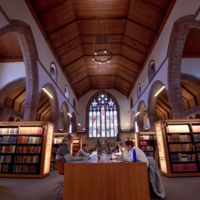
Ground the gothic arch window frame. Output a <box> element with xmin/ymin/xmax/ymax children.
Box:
<box><xmin>148</xmin><ymin>59</ymin><xmax>156</xmax><ymax>82</ymax></box>
<box><xmin>50</xmin><ymin>62</ymin><xmax>58</xmax><ymax>83</ymax></box>
<box><xmin>86</xmin><ymin>91</ymin><xmax>120</xmax><ymax>138</ymax></box>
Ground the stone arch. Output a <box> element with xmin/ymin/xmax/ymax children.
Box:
<box><xmin>148</xmin><ymin>80</ymin><xmax>165</xmax><ymax>130</ymax></box>
<box><xmin>0</xmin><ymin>78</ymin><xmax>25</xmax><ymax>106</ymax></box>
<box><xmin>71</xmin><ymin>112</ymin><xmax>77</xmax><ymax>133</ymax></box>
<box><xmin>60</xmin><ymin>102</ymin><xmax>70</xmax><ymax>132</ymax></box>
<box><xmin>136</xmin><ymin>100</ymin><xmax>148</xmax><ymax>132</ymax></box>
<box><xmin>167</xmin><ymin>15</ymin><xmax>200</xmax><ymax>118</ymax></box>
<box><xmin>0</xmin><ymin>78</ymin><xmax>25</xmax><ymax>121</ymax></box>
<box><xmin>130</xmin><ymin>111</ymin><xmax>135</xmax><ymax>132</ymax></box>
<box><xmin>39</xmin><ymin>83</ymin><xmax>59</xmax><ymax>130</ymax></box>
<box><xmin>0</xmin><ymin>20</ymin><xmax>39</xmax><ymax>120</ymax></box>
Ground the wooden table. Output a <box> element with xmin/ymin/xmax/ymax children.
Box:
<box><xmin>64</xmin><ymin>162</ymin><xmax>150</xmax><ymax>200</ymax></box>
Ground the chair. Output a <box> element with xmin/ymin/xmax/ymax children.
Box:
<box><xmin>54</xmin><ymin>159</ymin><xmax>64</xmax><ymax>200</ymax></box>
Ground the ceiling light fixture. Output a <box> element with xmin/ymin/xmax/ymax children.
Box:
<box><xmin>154</xmin><ymin>85</ymin><xmax>166</xmax><ymax>97</ymax></box>
<box><xmin>42</xmin><ymin>88</ymin><xmax>53</xmax><ymax>99</ymax></box>
<box><xmin>92</xmin><ymin>20</ymin><xmax>112</xmax><ymax>64</ymax></box>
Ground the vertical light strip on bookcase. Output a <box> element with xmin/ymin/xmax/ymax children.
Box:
<box><xmin>43</xmin><ymin>123</ymin><xmax>54</xmax><ymax>174</ymax></box>
<box><xmin>155</xmin><ymin>123</ymin><xmax>168</xmax><ymax>174</ymax></box>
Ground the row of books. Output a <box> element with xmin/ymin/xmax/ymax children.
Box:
<box><xmin>139</xmin><ymin>135</ymin><xmax>154</xmax><ymax>140</ymax></box>
<box><xmin>193</xmin><ymin>135</ymin><xmax>200</xmax><ymax>142</ymax></box>
<box><xmin>170</xmin><ymin>153</ymin><xmax>196</xmax><ymax>162</ymax></box>
<box><xmin>13</xmin><ymin>164</ymin><xmax>38</xmax><ymax>173</ymax></box>
<box><xmin>198</xmin><ymin>153</ymin><xmax>200</xmax><ymax>161</ymax></box>
<box><xmin>172</xmin><ymin>163</ymin><xmax>197</xmax><ymax>172</ymax></box>
<box><xmin>16</xmin><ymin>146</ymin><xmax>41</xmax><ymax>153</ymax></box>
<box><xmin>17</xmin><ymin>136</ymin><xmax>42</xmax><ymax>144</ymax></box>
<box><xmin>140</xmin><ymin>145</ymin><xmax>154</xmax><ymax>151</ymax></box>
<box><xmin>191</xmin><ymin>126</ymin><xmax>200</xmax><ymax>132</ymax></box>
<box><xmin>0</xmin><ymin>155</ymin><xmax>11</xmax><ymax>163</ymax></box>
<box><xmin>19</xmin><ymin>127</ymin><xmax>43</xmax><ymax>135</ymax></box>
<box><xmin>167</xmin><ymin>134</ymin><xmax>191</xmax><ymax>142</ymax></box>
<box><xmin>0</xmin><ymin>136</ymin><xmax>17</xmax><ymax>144</ymax></box>
<box><xmin>14</xmin><ymin>155</ymin><xmax>39</xmax><ymax>163</ymax></box>
<box><xmin>0</xmin><ymin>128</ymin><xmax>18</xmax><ymax>135</ymax></box>
<box><xmin>140</xmin><ymin>140</ymin><xmax>154</xmax><ymax>145</ymax></box>
<box><xmin>54</xmin><ymin>138</ymin><xmax>63</xmax><ymax>144</ymax></box>
<box><xmin>169</xmin><ymin>144</ymin><xmax>193</xmax><ymax>152</ymax></box>
<box><xmin>0</xmin><ymin>163</ymin><xmax>9</xmax><ymax>172</ymax></box>
<box><xmin>195</xmin><ymin>145</ymin><xmax>200</xmax><ymax>151</ymax></box>
<box><xmin>0</xmin><ymin>145</ymin><xmax>15</xmax><ymax>153</ymax></box>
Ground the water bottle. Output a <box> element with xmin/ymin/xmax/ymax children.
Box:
<box><xmin>132</xmin><ymin>148</ymin><xmax>137</xmax><ymax>162</ymax></box>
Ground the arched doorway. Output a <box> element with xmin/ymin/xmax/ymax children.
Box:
<box><xmin>167</xmin><ymin>15</ymin><xmax>200</xmax><ymax>118</ymax></box>
<box><xmin>0</xmin><ymin>20</ymin><xmax>39</xmax><ymax>120</ymax></box>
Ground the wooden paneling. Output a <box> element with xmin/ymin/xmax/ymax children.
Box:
<box><xmin>71</xmin><ymin>0</ymin><xmax>129</xmax><ymax>19</ymax></box>
<box><xmin>26</xmin><ymin>0</ymin><xmax>175</xmax><ymax>97</ymax></box>
<box><xmin>64</xmin><ymin>162</ymin><xmax>150</xmax><ymax>200</ymax></box>
<box><xmin>0</xmin><ymin>33</ymin><xmax>23</xmax><ymax>62</ymax></box>
<box><xmin>183</xmin><ymin>29</ymin><xmax>200</xmax><ymax>58</ymax></box>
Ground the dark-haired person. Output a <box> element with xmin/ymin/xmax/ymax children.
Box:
<box><xmin>122</xmin><ymin>140</ymin><xmax>149</xmax><ymax>166</ymax></box>
<box><xmin>56</xmin><ymin>134</ymin><xmax>84</xmax><ymax>162</ymax></box>
<box><xmin>77</xmin><ymin>143</ymin><xmax>90</xmax><ymax>158</ymax></box>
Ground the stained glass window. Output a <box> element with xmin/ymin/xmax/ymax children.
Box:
<box><xmin>88</xmin><ymin>92</ymin><xmax>119</xmax><ymax>138</ymax></box>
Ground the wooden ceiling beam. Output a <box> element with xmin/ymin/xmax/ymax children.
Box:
<box><xmin>47</xmin><ymin>19</ymin><xmax>77</xmax><ymax>36</ymax></box>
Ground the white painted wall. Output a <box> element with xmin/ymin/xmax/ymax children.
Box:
<box><xmin>181</xmin><ymin>58</ymin><xmax>200</xmax><ymax>78</ymax></box>
<box><xmin>0</xmin><ymin>0</ymin><xmax>77</xmax><ymax>112</ymax></box>
<box><xmin>0</xmin><ymin>62</ymin><xmax>25</xmax><ymax>88</ymax></box>
<box><xmin>130</xmin><ymin>0</ymin><xmax>200</xmax><ymax>112</ymax></box>
<box><xmin>76</xmin><ymin>89</ymin><xmax>130</xmax><ymax>131</ymax></box>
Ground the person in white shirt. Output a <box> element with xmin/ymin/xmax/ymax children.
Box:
<box><xmin>122</xmin><ymin>140</ymin><xmax>149</xmax><ymax>166</ymax></box>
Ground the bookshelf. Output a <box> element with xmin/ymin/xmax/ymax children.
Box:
<box><xmin>0</xmin><ymin>121</ymin><xmax>54</xmax><ymax>178</ymax></box>
<box><xmin>155</xmin><ymin>119</ymin><xmax>200</xmax><ymax>177</ymax></box>
<box><xmin>72</xmin><ymin>137</ymin><xmax>82</xmax><ymax>155</ymax></box>
<box><xmin>135</xmin><ymin>132</ymin><xmax>157</xmax><ymax>158</ymax></box>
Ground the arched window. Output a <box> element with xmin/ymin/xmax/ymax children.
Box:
<box><xmin>87</xmin><ymin>91</ymin><xmax>119</xmax><ymax>138</ymax></box>
<box><xmin>148</xmin><ymin>60</ymin><xmax>156</xmax><ymax>82</ymax></box>
<box><xmin>50</xmin><ymin>62</ymin><xmax>57</xmax><ymax>82</ymax></box>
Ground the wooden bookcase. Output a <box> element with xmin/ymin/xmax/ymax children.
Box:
<box><xmin>155</xmin><ymin>119</ymin><xmax>200</xmax><ymax>177</ymax></box>
<box><xmin>135</xmin><ymin>132</ymin><xmax>157</xmax><ymax>158</ymax></box>
<box><xmin>0</xmin><ymin>121</ymin><xmax>54</xmax><ymax>178</ymax></box>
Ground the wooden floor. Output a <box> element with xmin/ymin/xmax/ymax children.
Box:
<box><xmin>0</xmin><ymin>170</ymin><xmax>200</xmax><ymax>200</ymax></box>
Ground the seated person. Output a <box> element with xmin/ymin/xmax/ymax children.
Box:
<box><xmin>56</xmin><ymin>134</ymin><xmax>85</xmax><ymax>162</ymax></box>
<box><xmin>76</xmin><ymin>143</ymin><xmax>90</xmax><ymax>158</ymax></box>
<box><xmin>120</xmin><ymin>140</ymin><xmax>149</xmax><ymax>166</ymax></box>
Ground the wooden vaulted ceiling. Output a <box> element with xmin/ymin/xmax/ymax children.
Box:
<box><xmin>0</xmin><ymin>33</ymin><xmax>23</xmax><ymax>62</ymax></box>
<box><xmin>26</xmin><ymin>0</ymin><xmax>175</xmax><ymax>98</ymax></box>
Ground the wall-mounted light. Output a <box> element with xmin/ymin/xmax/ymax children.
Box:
<box><xmin>135</xmin><ymin>112</ymin><xmax>140</xmax><ymax>117</ymax></box>
<box><xmin>67</xmin><ymin>112</ymin><xmax>72</xmax><ymax>118</ymax></box>
<box><xmin>77</xmin><ymin>123</ymin><xmax>81</xmax><ymax>126</ymax></box>
<box><xmin>42</xmin><ymin>88</ymin><xmax>54</xmax><ymax>99</ymax></box>
<box><xmin>154</xmin><ymin>85</ymin><xmax>165</xmax><ymax>97</ymax></box>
